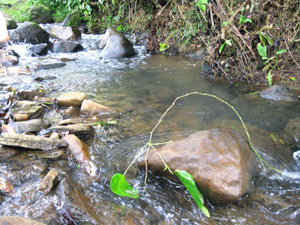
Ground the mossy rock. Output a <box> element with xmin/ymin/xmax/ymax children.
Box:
<box><xmin>29</xmin><ymin>5</ymin><xmax>54</xmax><ymax>24</ymax></box>
<box><xmin>61</xmin><ymin>11</ymin><xmax>82</xmax><ymax>27</ymax></box>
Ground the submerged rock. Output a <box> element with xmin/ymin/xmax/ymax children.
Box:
<box><xmin>50</xmin><ymin>26</ymin><xmax>81</xmax><ymax>41</ymax></box>
<box><xmin>80</xmin><ymin>99</ymin><xmax>115</xmax><ymax>116</ymax></box>
<box><xmin>50</xmin><ymin>40</ymin><xmax>83</xmax><ymax>53</ymax></box>
<box><xmin>38</xmin><ymin>168</ymin><xmax>59</xmax><ymax>194</ymax></box>
<box><xmin>55</xmin><ymin>177</ymin><xmax>103</xmax><ymax>224</ymax></box>
<box><xmin>28</xmin><ymin>43</ymin><xmax>48</xmax><ymax>56</ymax></box>
<box><xmin>27</xmin><ymin>149</ymin><xmax>66</xmax><ymax>160</ymax></box>
<box><xmin>0</xmin><ymin>216</ymin><xmax>46</xmax><ymax>225</ymax></box>
<box><xmin>0</xmin><ymin>145</ymin><xmax>20</xmax><ymax>161</ymax></box>
<box><xmin>285</xmin><ymin>117</ymin><xmax>300</xmax><ymax>144</ymax></box>
<box><xmin>259</xmin><ymin>85</ymin><xmax>298</xmax><ymax>102</ymax></box>
<box><xmin>0</xmin><ymin>133</ymin><xmax>68</xmax><ymax>151</ymax></box>
<box><xmin>63</xmin><ymin>134</ymin><xmax>97</xmax><ymax>176</ymax></box>
<box><xmin>31</xmin><ymin>56</ymin><xmax>66</xmax><ymax>70</ymax></box>
<box><xmin>61</xmin><ymin>106</ymin><xmax>79</xmax><ymax>118</ymax></box>
<box><xmin>138</xmin><ymin>128</ymin><xmax>257</xmax><ymax>204</ymax></box>
<box><xmin>56</xmin><ymin>91</ymin><xmax>86</xmax><ymax>107</ymax></box>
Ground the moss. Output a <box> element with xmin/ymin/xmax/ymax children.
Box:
<box><xmin>63</xmin><ymin>10</ymin><xmax>81</xmax><ymax>27</ymax></box>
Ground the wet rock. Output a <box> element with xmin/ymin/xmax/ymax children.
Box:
<box><xmin>19</xmin><ymin>89</ymin><xmax>45</xmax><ymax>101</ymax></box>
<box><xmin>56</xmin><ymin>91</ymin><xmax>86</xmax><ymax>107</ymax></box>
<box><xmin>29</xmin><ymin>5</ymin><xmax>54</xmax><ymax>24</ymax></box>
<box><xmin>6</xmin><ymin>18</ymin><xmax>17</xmax><ymax>30</ymax></box>
<box><xmin>51</xmin><ymin>40</ymin><xmax>83</xmax><ymax>53</ymax></box>
<box><xmin>138</xmin><ymin>128</ymin><xmax>257</xmax><ymax>204</ymax></box>
<box><xmin>259</xmin><ymin>85</ymin><xmax>298</xmax><ymax>102</ymax></box>
<box><xmin>98</xmin><ymin>27</ymin><xmax>120</xmax><ymax>49</ymax></box>
<box><xmin>208</xmin><ymin>119</ymin><xmax>294</xmax><ymax>168</ymax></box>
<box><xmin>58</xmin><ymin>118</ymin><xmax>83</xmax><ymax>125</ymax></box>
<box><xmin>0</xmin><ymin>48</ymin><xmax>19</xmax><ymax>66</ymax></box>
<box><xmin>49</xmin><ymin>124</ymin><xmax>94</xmax><ymax>137</ymax></box>
<box><xmin>50</xmin><ymin>26</ymin><xmax>81</xmax><ymax>41</ymax></box>
<box><xmin>38</xmin><ymin>168</ymin><xmax>59</xmax><ymax>194</ymax></box>
<box><xmin>285</xmin><ymin>117</ymin><xmax>300</xmax><ymax>144</ymax></box>
<box><xmin>55</xmin><ymin>177</ymin><xmax>103</xmax><ymax>224</ymax></box>
<box><xmin>0</xmin><ymin>145</ymin><xmax>20</xmax><ymax>161</ymax></box>
<box><xmin>80</xmin><ymin>99</ymin><xmax>115</xmax><ymax>116</ymax></box>
<box><xmin>28</xmin><ymin>43</ymin><xmax>48</xmax><ymax>56</ymax></box>
<box><xmin>63</xmin><ymin>134</ymin><xmax>97</xmax><ymax>176</ymax></box>
<box><xmin>50</xmin><ymin>132</ymin><xmax>60</xmax><ymax>139</ymax></box>
<box><xmin>0</xmin><ymin>216</ymin><xmax>46</xmax><ymax>225</ymax></box>
<box><xmin>0</xmin><ymin>177</ymin><xmax>14</xmax><ymax>193</ymax></box>
<box><xmin>31</xmin><ymin>56</ymin><xmax>66</xmax><ymax>70</ymax></box>
<box><xmin>0</xmin><ymin>66</ymin><xmax>30</xmax><ymax>76</ymax></box>
<box><xmin>61</xmin><ymin>10</ymin><xmax>81</xmax><ymax>27</ymax></box>
<box><xmin>8</xmin><ymin>119</ymin><xmax>48</xmax><ymax>134</ymax></box>
<box><xmin>11</xmin><ymin>100</ymin><xmax>44</xmax><ymax>120</ymax></box>
<box><xmin>101</xmin><ymin>34</ymin><xmax>136</xmax><ymax>58</ymax></box>
<box><xmin>27</xmin><ymin>149</ymin><xmax>66</xmax><ymax>160</ymax></box>
<box><xmin>0</xmin><ymin>11</ymin><xmax>9</xmax><ymax>48</ymax></box>
<box><xmin>9</xmin><ymin>22</ymin><xmax>49</xmax><ymax>44</ymax></box>
<box><xmin>13</xmin><ymin>114</ymin><xmax>29</xmax><ymax>121</ymax></box>
<box><xmin>34</xmin><ymin>96</ymin><xmax>53</xmax><ymax>104</ymax></box>
<box><xmin>61</xmin><ymin>106</ymin><xmax>79</xmax><ymax>118</ymax></box>
<box><xmin>0</xmin><ymin>133</ymin><xmax>68</xmax><ymax>151</ymax></box>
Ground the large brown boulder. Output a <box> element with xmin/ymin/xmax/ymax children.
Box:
<box><xmin>138</xmin><ymin>128</ymin><xmax>257</xmax><ymax>204</ymax></box>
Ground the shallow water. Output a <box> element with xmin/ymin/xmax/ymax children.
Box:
<box><xmin>1</xmin><ymin>33</ymin><xmax>300</xmax><ymax>224</ymax></box>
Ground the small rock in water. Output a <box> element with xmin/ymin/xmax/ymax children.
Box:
<box><xmin>80</xmin><ymin>99</ymin><xmax>115</xmax><ymax>116</ymax></box>
<box><xmin>38</xmin><ymin>168</ymin><xmax>59</xmax><ymax>194</ymax></box>
<box><xmin>56</xmin><ymin>91</ymin><xmax>86</xmax><ymax>107</ymax></box>
<box><xmin>259</xmin><ymin>85</ymin><xmax>298</xmax><ymax>102</ymax></box>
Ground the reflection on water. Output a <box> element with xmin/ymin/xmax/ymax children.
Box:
<box><xmin>1</xmin><ymin>42</ymin><xmax>300</xmax><ymax>224</ymax></box>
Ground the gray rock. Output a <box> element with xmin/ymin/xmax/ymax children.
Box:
<box><xmin>50</xmin><ymin>40</ymin><xmax>83</xmax><ymax>53</ymax></box>
<box><xmin>0</xmin><ymin>145</ymin><xmax>20</xmax><ymax>161</ymax></box>
<box><xmin>0</xmin><ymin>48</ymin><xmax>19</xmax><ymax>66</ymax></box>
<box><xmin>259</xmin><ymin>85</ymin><xmax>298</xmax><ymax>102</ymax></box>
<box><xmin>8</xmin><ymin>119</ymin><xmax>48</xmax><ymax>134</ymax></box>
<box><xmin>31</xmin><ymin>56</ymin><xmax>66</xmax><ymax>70</ymax></box>
<box><xmin>0</xmin><ymin>133</ymin><xmax>68</xmax><ymax>151</ymax></box>
<box><xmin>28</xmin><ymin>43</ymin><xmax>48</xmax><ymax>56</ymax></box>
<box><xmin>29</xmin><ymin>5</ymin><xmax>54</xmax><ymax>24</ymax></box>
<box><xmin>98</xmin><ymin>27</ymin><xmax>120</xmax><ymax>49</ymax></box>
<box><xmin>19</xmin><ymin>89</ymin><xmax>45</xmax><ymax>101</ymax></box>
<box><xmin>50</xmin><ymin>26</ymin><xmax>81</xmax><ymax>41</ymax></box>
<box><xmin>27</xmin><ymin>149</ymin><xmax>66</xmax><ymax>160</ymax></box>
<box><xmin>138</xmin><ymin>128</ymin><xmax>257</xmax><ymax>204</ymax></box>
<box><xmin>61</xmin><ymin>106</ymin><xmax>80</xmax><ymax>119</ymax></box>
<box><xmin>101</xmin><ymin>34</ymin><xmax>136</xmax><ymax>58</ymax></box>
<box><xmin>9</xmin><ymin>22</ymin><xmax>49</xmax><ymax>44</ymax></box>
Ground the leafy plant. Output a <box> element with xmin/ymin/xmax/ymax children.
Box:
<box><xmin>110</xmin><ymin>92</ymin><xmax>282</xmax><ymax>218</ymax></box>
<box><xmin>239</xmin><ymin>15</ymin><xmax>252</xmax><ymax>24</ymax></box>
<box><xmin>196</xmin><ymin>0</ymin><xmax>209</xmax><ymax>12</ymax></box>
<box><xmin>219</xmin><ymin>39</ymin><xmax>232</xmax><ymax>53</ymax></box>
<box><xmin>159</xmin><ymin>43</ymin><xmax>169</xmax><ymax>52</ymax></box>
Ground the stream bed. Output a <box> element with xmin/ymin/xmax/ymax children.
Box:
<box><xmin>0</xmin><ymin>32</ymin><xmax>300</xmax><ymax>224</ymax></box>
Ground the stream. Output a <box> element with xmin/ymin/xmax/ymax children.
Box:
<box><xmin>0</xmin><ymin>31</ymin><xmax>300</xmax><ymax>224</ymax></box>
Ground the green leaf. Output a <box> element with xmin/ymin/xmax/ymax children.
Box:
<box><xmin>110</xmin><ymin>173</ymin><xmax>139</xmax><ymax>198</ymax></box>
<box><xmin>257</xmin><ymin>43</ymin><xmax>267</xmax><ymax>58</ymax></box>
<box><xmin>239</xmin><ymin>15</ymin><xmax>252</xmax><ymax>24</ymax></box>
<box><xmin>91</xmin><ymin>120</ymin><xmax>117</xmax><ymax>126</ymax></box>
<box><xmin>219</xmin><ymin>42</ymin><xmax>226</xmax><ymax>53</ymax></box>
<box><xmin>289</xmin><ymin>76</ymin><xmax>296</xmax><ymax>81</ymax></box>
<box><xmin>276</xmin><ymin>49</ymin><xmax>287</xmax><ymax>55</ymax></box>
<box><xmin>225</xmin><ymin>39</ymin><xmax>232</xmax><ymax>46</ymax></box>
<box><xmin>266</xmin><ymin>70</ymin><xmax>273</xmax><ymax>86</ymax></box>
<box><xmin>258</xmin><ymin>32</ymin><xmax>273</xmax><ymax>46</ymax></box>
<box><xmin>197</xmin><ymin>0</ymin><xmax>208</xmax><ymax>12</ymax></box>
<box><xmin>174</xmin><ymin>170</ymin><xmax>210</xmax><ymax>217</ymax></box>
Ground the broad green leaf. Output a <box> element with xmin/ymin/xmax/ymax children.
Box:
<box><xmin>174</xmin><ymin>170</ymin><xmax>210</xmax><ymax>217</ymax></box>
<box><xmin>276</xmin><ymin>49</ymin><xmax>287</xmax><ymax>55</ymax></box>
<box><xmin>239</xmin><ymin>15</ymin><xmax>252</xmax><ymax>24</ymax></box>
<box><xmin>289</xmin><ymin>76</ymin><xmax>296</xmax><ymax>81</ymax></box>
<box><xmin>110</xmin><ymin>173</ymin><xmax>139</xmax><ymax>198</ymax></box>
<box><xmin>258</xmin><ymin>32</ymin><xmax>273</xmax><ymax>46</ymax></box>
<box><xmin>225</xmin><ymin>39</ymin><xmax>232</xmax><ymax>46</ymax></box>
<box><xmin>257</xmin><ymin>43</ymin><xmax>267</xmax><ymax>58</ymax></box>
<box><xmin>197</xmin><ymin>0</ymin><xmax>208</xmax><ymax>12</ymax></box>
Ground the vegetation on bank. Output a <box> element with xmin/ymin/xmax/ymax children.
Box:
<box><xmin>1</xmin><ymin>0</ymin><xmax>300</xmax><ymax>87</ymax></box>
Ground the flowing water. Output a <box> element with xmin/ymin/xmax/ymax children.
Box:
<box><xmin>1</xmin><ymin>32</ymin><xmax>300</xmax><ymax>224</ymax></box>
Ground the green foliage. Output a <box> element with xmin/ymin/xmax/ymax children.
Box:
<box><xmin>239</xmin><ymin>15</ymin><xmax>252</xmax><ymax>24</ymax></box>
<box><xmin>219</xmin><ymin>39</ymin><xmax>232</xmax><ymax>53</ymax></box>
<box><xmin>257</xmin><ymin>32</ymin><xmax>273</xmax><ymax>47</ymax></box>
<box><xmin>257</xmin><ymin>43</ymin><xmax>267</xmax><ymax>59</ymax></box>
<box><xmin>110</xmin><ymin>173</ymin><xmax>139</xmax><ymax>198</ymax></box>
<box><xmin>159</xmin><ymin>43</ymin><xmax>169</xmax><ymax>52</ymax></box>
<box><xmin>174</xmin><ymin>170</ymin><xmax>210</xmax><ymax>217</ymax></box>
<box><xmin>196</xmin><ymin>0</ymin><xmax>209</xmax><ymax>12</ymax></box>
